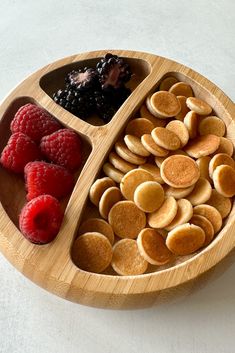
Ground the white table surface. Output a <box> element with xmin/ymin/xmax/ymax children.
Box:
<box><xmin>0</xmin><ymin>1</ymin><xmax>235</xmax><ymax>352</ymax></box>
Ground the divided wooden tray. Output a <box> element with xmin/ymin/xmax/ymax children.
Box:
<box><xmin>0</xmin><ymin>50</ymin><xmax>235</xmax><ymax>309</ymax></box>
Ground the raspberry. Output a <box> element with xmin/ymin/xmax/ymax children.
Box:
<box><xmin>11</xmin><ymin>103</ymin><xmax>62</xmax><ymax>143</ymax></box>
<box><xmin>19</xmin><ymin>195</ymin><xmax>63</xmax><ymax>244</ymax></box>
<box><xmin>0</xmin><ymin>132</ymin><xmax>42</xmax><ymax>173</ymax></box>
<box><xmin>40</xmin><ymin>129</ymin><xmax>82</xmax><ymax>171</ymax></box>
<box><xmin>25</xmin><ymin>161</ymin><xmax>74</xmax><ymax>201</ymax></box>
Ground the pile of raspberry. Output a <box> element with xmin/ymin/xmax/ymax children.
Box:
<box><xmin>0</xmin><ymin>103</ymin><xmax>82</xmax><ymax>244</ymax></box>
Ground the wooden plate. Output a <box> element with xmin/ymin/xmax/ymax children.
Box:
<box><xmin>0</xmin><ymin>50</ymin><xmax>235</xmax><ymax>309</ymax></box>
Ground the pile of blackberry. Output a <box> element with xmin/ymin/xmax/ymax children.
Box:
<box><xmin>53</xmin><ymin>53</ymin><xmax>132</xmax><ymax>123</ymax></box>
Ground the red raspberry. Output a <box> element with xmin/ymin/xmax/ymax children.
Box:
<box><xmin>25</xmin><ymin>161</ymin><xmax>74</xmax><ymax>201</ymax></box>
<box><xmin>0</xmin><ymin>132</ymin><xmax>42</xmax><ymax>173</ymax></box>
<box><xmin>40</xmin><ymin>129</ymin><xmax>82</xmax><ymax>171</ymax></box>
<box><xmin>11</xmin><ymin>103</ymin><xmax>62</xmax><ymax>143</ymax></box>
<box><xmin>19</xmin><ymin>195</ymin><xmax>63</xmax><ymax>244</ymax></box>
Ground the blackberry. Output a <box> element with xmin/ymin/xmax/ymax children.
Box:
<box><xmin>93</xmin><ymin>91</ymin><xmax>117</xmax><ymax>123</ymax></box>
<box><xmin>96</xmin><ymin>53</ymin><xmax>132</xmax><ymax>90</ymax></box>
<box><xmin>53</xmin><ymin>88</ymin><xmax>94</xmax><ymax>119</ymax></box>
<box><xmin>66</xmin><ymin>67</ymin><xmax>98</xmax><ymax>91</ymax></box>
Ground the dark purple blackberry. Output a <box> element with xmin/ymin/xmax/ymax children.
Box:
<box><xmin>96</xmin><ymin>53</ymin><xmax>132</xmax><ymax>90</ymax></box>
<box><xmin>53</xmin><ymin>88</ymin><xmax>94</xmax><ymax>119</ymax></box>
<box><xmin>93</xmin><ymin>91</ymin><xmax>117</xmax><ymax>122</ymax></box>
<box><xmin>66</xmin><ymin>67</ymin><xmax>98</xmax><ymax>91</ymax></box>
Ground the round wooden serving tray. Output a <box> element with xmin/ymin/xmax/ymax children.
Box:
<box><xmin>0</xmin><ymin>50</ymin><xmax>235</xmax><ymax>309</ymax></box>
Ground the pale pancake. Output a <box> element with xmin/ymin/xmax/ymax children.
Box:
<box><xmin>109</xmin><ymin>151</ymin><xmax>135</xmax><ymax>173</ymax></box>
<box><xmin>159</xmin><ymin>76</ymin><xmax>179</xmax><ymax>91</ymax></box>
<box><xmin>193</xmin><ymin>204</ymin><xmax>222</xmax><ymax>233</ymax></box>
<box><xmin>184</xmin><ymin>111</ymin><xmax>198</xmax><ymax>139</ymax></box>
<box><xmin>160</xmin><ymin>155</ymin><xmax>200</xmax><ymax>188</ymax></box>
<box><xmin>148</xmin><ymin>196</ymin><xmax>178</xmax><ymax>228</ymax></box>
<box><xmin>215</xmin><ymin>137</ymin><xmax>234</xmax><ymax>156</ymax></box>
<box><xmin>164</xmin><ymin>184</ymin><xmax>195</xmax><ymax>199</ymax></box>
<box><xmin>108</xmin><ymin>201</ymin><xmax>146</xmax><ymax>239</ymax></box>
<box><xmin>151</xmin><ymin>127</ymin><xmax>181</xmax><ymax>150</ymax></box>
<box><xmin>125</xmin><ymin>118</ymin><xmax>154</xmax><ymax>138</ymax></box>
<box><xmin>166</xmin><ymin>120</ymin><xmax>189</xmax><ymax>147</ymax></box>
<box><xmin>115</xmin><ymin>141</ymin><xmax>146</xmax><ymax>165</ymax></box>
<box><xmin>196</xmin><ymin>156</ymin><xmax>212</xmax><ymax>183</ymax></box>
<box><xmin>199</xmin><ymin>116</ymin><xmax>226</xmax><ymax>137</ymax></box>
<box><xmin>141</xmin><ymin>133</ymin><xmax>169</xmax><ymax>156</ymax></box>
<box><xmin>78</xmin><ymin>218</ymin><xmax>114</xmax><ymax>245</ymax></box>
<box><xmin>186</xmin><ymin>178</ymin><xmax>212</xmax><ymax>206</ymax></box>
<box><xmin>72</xmin><ymin>232</ymin><xmax>112</xmax><ymax>273</ymax></box>
<box><xmin>209</xmin><ymin>153</ymin><xmax>235</xmax><ymax>178</ymax></box>
<box><xmin>89</xmin><ymin>177</ymin><xmax>115</xmax><ymax>206</ymax></box>
<box><xmin>185</xmin><ymin>134</ymin><xmax>220</xmax><ymax>158</ymax></box>
<box><xmin>134</xmin><ymin>181</ymin><xmax>165</xmax><ymax>213</ymax></box>
<box><xmin>120</xmin><ymin>168</ymin><xmax>154</xmax><ymax>200</ymax></box>
<box><xmin>124</xmin><ymin>134</ymin><xmax>150</xmax><ymax>157</ymax></box>
<box><xmin>169</xmin><ymin>82</ymin><xmax>194</xmax><ymax>97</ymax></box>
<box><xmin>175</xmin><ymin>96</ymin><xmax>190</xmax><ymax>121</ymax></box>
<box><xmin>165</xmin><ymin>199</ymin><xmax>193</xmax><ymax>231</ymax></box>
<box><xmin>99</xmin><ymin>186</ymin><xmax>122</xmax><ymax>219</ymax></box>
<box><xmin>111</xmin><ymin>239</ymin><xmax>148</xmax><ymax>275</ymax></box>
<box><xmin>103</xmin><ymin>162</ymin><xmax>124</xmax><ymax>183</ymax></box>
<box><xmin>190</xmin><ymin>215</ymin><xmax>214</xmax><ymax>247</ymax></box>
<box><xmin>206</xmin><ymin>189</ymin><xmax>232</xmax><ymax>219</ymax></box>
<box><xmin>186</xmin><ymin>97</ymin><xmax>212</xmax><ymax>115</ymax></box>
<box><xmin>137</xmin><ymin>228</ymin><xmax>173</xmax><ymax>265</ymax></box>
<box><xmin>166</xmin><ymin>223</ymin><xmax>205</xmax><ymax>255</ymax></box>
<box><xmin>150</xmin><ymin>91</ymin><xmax>181</xmax><ymax>118</ymax></box>
<box><xmin>213</xmin><ymin>165</ymin><xmax>235</xmax><ymax>198</ymax></box>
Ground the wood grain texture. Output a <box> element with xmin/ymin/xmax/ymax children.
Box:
<box><xmin>0</xmin><ymin>50</ymin><xmax>234</xmax><ymax>309</ymax></box>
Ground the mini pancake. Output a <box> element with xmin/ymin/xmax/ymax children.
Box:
<box><xmin>109</xmin><ymin>151</ymin><xmax>135</xmax><ymax>173</ymax></box>
<box><xmin>99</xmin><ymin>186</ymin><xmax>122</xmax><ymax>219</ymax></box>
<box><xmin>193</xmin><ymin>204</ymin><xmax>222</xmax><ymax>233</ymax></box>
<box><xmin>139</xmin><ymin>163</ymin><xmax>164</xmax><ymax>184</ymax></box>
<box><xmin>190</xmin><ymin>215</ymin><xmax>214</xmax><ymax>247</ymax></box>
<box><xmin>148</xmin><ymin>196</ymin><xmax>178</xmax><ymax>228</ymax></box>
<box><xmin>125</xmin><ymin>118</ymin><xmax>154</xmax><ymax>138</ymax></box>
<box><xmin>169</xmin><ymin>82</ymin><xmax>194</xmax><ymax>97</ymax></box>
<box><xmin>206</xmin><ymin>189</ymin><xmax>232</xmax><ymax>219</ymax></box>
<box><xmin>111</xmin><ymin>239</ymin><xmax>148</xmax><ymax>275</ymax></box>
<box><xmin>186</xmin><ymin>178</ymin><xmax>212</xmax><ymax>206</ymax></box>
<box><xmin>213</xmin><ymin>165</ymin><xmax>235</xmax><ymax>197</ymax></box>
<box><xmin>89</xmin><ymin>177</ymin><xmax>115</xmax><ymax>206</ymax></box>
<box><xmin>196</xmin><ymin>156</ymin><xmax>211</xmax><ymax>183</ymax></box>
<box><xmin>115</xmin><ymin>141</ymin><xmax>146</xmax><ymax>165</ymax></box>
<box><xmin>108</xmin><ymin>201</ymin><xmax>146</xmax><ymax>239</ymax></box>
<box><xmin>146</xmin><ymin>94</ymin><xmax>161</xmax><ymax>118</ymax></box>
<box><xmin>124</xmin><ymin>134</ymin><xmax>150</xmax><ymax>157</ymax></box>
<box><xmin>215</xmin><ymin>137</ymin><xmax>234</xmax><ymax>156</ymax></box>
<box><xmin>166</xmin><ymin>223</ymin><xmax>205</xmax><ymax>255</ymax></box>
<box><xmin>134</xmin><ymin>181</ymin><xmax>165</xmax><ymax>213</ymax></box>
<box><xmin>166</xmin><ymin>120</ymin><xmax>189</xmax><ymax>147</ymax></box>
<box><xmin>165</xmin><ymin>199</ymin><xmax>193</xmax><ymax>231</ymax></box>
<box><xmin>72</xmin><ymin>232</ymin><xmax>113</xmax><ymax>273</ymax></box>
<box><xmin>150</xmin><ymin>91</ymin><xmax>181</xmax><ymax>118</ymax></box>
<box><xmin>199</xmin><ymin>116</ymin><xmax>226</xmax><ymax>137</ymax></box>
<box><xmin>209</xmin><ymin>153</ymin><xmax>235</xmax><ymax>178</ymax></box>
<box><xmin>186</xmin><ymin>97</ymin><xmax>212</xmax><ymax>115</ymax></box>
<box><xmin>184</xmin><ymin>111</ymin><xmax>198</xmax><ymax>139</ymax></box>
<box><xmin>155</xmin><ymin>149</ymin><xmax>188</xmax><ymax>168</ymax></box>
<box><xmin>155</xmin><ymin>156</ymin><xmax>166</xmax><ymax>168</ymax></box>
<box><xmin>159</xmin><ymin>76</ymin><xmax>179</xmax><ymax>91</ymax></box>
<box><xmin>151</xmin><ymin>127</ymin><xmax>181</xmax><ymax>150</ymax></box>
<box><xmin>185</xmin><ymin>134</ymin><xmax>220</xmax><ymax>158</ymax></box>
<box><xmin>160</xmin><ymin>155</ymin><xmax>200</xmax><ymax>188</ymax></box>
<box><xmin>103</xmin><ymin>162</ymin><xmax>124</xmax><ymax>183</ymax></box>
<box><xmin>164</xmin><ymin>184</ymin><xmax>195</xmax><ymax>199</ymax></box>
<box><xmin>78</xmin><ymin>218</ymin><xmax>114</xmax><ymax>245</ymax></box>
<box><xmin>140</xmin><ymin>104</ymin><xmax>167</xmax><ymax>127</ymax></box>
<box><xmin>137</xmin><ymin>228</ymin><xmax>173</xmax><ymax>265</ymax></box>
<box><xmin>175</xmin><ymin>96</ymin><xmax>190</xmax><ymax>121</ymax></box>
<box><xmin>120</xmin><ymin>168</ymin><xmax>154</xmax><ymax>200</ymax></box>
<box><xmin>141</xmin><ymin>134</ymin><xmax>169</xmax><ymax>156</ymax></box>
